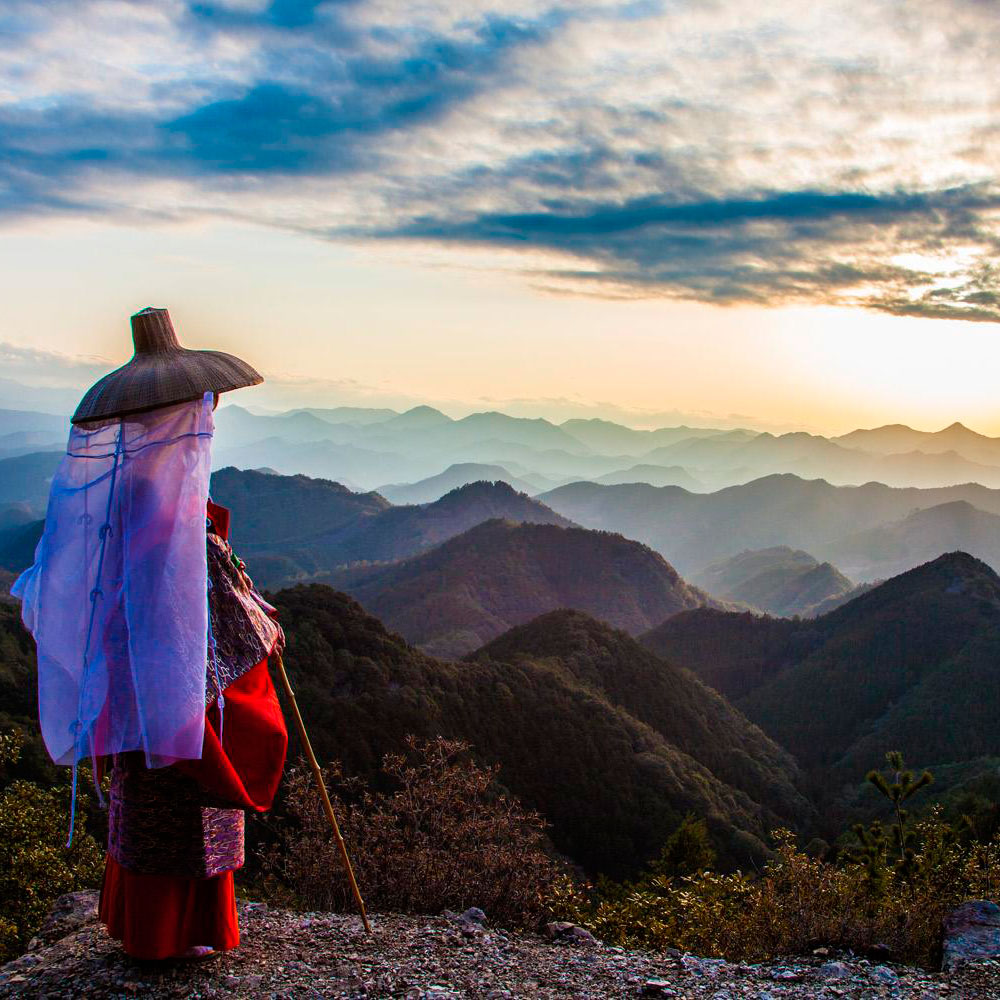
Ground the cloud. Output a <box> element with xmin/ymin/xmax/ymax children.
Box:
<box><xmin>1</xmin><ymin>0</ymin><xmax>999</xmax><ymax>320</ymax></box>
<box><xmin>381</xmin><ymin>184</ymin><xmax>1000</xmax><ymax>320</ymax></box>
<box><xmin>0</xmin><ymin>342</ymin><xmax>111</xmax><ymax>384</ymax></box>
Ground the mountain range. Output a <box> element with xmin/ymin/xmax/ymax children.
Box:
<box><xmin>6</xmin><ymin>544</ymin><xmax>996</xmax><ymax>871</ymax></box>
<box><xmin>10</xmin><ymin>400</ymin><xmax>1000</xmax><ymax>497</ymax></box>
<box><xmin>211</xmin><ymin>405</ymin><xmax>1000</xmax><ymax>494</ymax></box>
<box><xmin>210</xmin><ymin>471</ymin><xmax>570</xmax><ymax>589</ymax></box>
<box><xmin>269</xmin><ymin>585</ymin><xmax>810</xmax><ymax>874</ymax></box>
<box><xmin>834</xmin><ymin>421</ymin><xmax>1000</xmax><ymax>466</ymax></box>
<box><xmin>326</xmin><ymin>519</ymin><xmax>723</xmax><ymax>658</ymax></box>
<box><xmin>5</xmin><ymin>392</ymin><xmax>1000</xmax><ymax>877</ymax></box>
<box><xmin>7</xmin><ymin>453</ymin><xmax>1000</xmax><ymax>607</ymax></box>
<box><xmin>642</xmin><ymin>552</ymin><xmax>1000</xmax><ymax>823</ymax></box>
<box><xmin>7</xmin><ymin>399</ymin><xmax>1000</xmax><ymax>599</ymax></box>
<box><xmin>825</xmin><ymin>500</ymin><xmax>1000</xmax><ymax>582</ymax></box>
<box><xmin>540</xmin><ymin>475</ymin><xmax>1000</xmax><ymax>581</ymax></box>
<box><xmin>691</xmin><ymin>546</ymin><xmax>858</xmax><ymax>618</ymax></box>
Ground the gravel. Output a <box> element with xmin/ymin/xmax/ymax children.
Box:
<box><xmin>3</xmin><ymin>892</ymin><xmax>1000</xmax><ymax>999</ymax></box>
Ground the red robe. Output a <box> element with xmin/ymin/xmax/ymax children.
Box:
<box><xmin>98</xmin><ymin>502</ymin><xmax>287</xmax><ymax>959</ymax></box>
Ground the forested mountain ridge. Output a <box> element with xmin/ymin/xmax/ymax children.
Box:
<box><xmin>0</xmin><ymin>583</ymin><xmax>803</xmax><ymax>875</ymax></box>
<box><xmin>9</xmin><ymin>420</ymin><xmax>1000</xmax><ymax>594</ymax></box>
<box><xmin>325</xmin><ymin>518</ymin><xmax>723</xmax><ymax>658</ymax></box>
<box><xmin>209</xmin><ymin>474</ymin><xmax>571</xmax><ymax>588</ymax></box>
<box><xmin>468</xmin><ymin>609</ymin><xmax>811</xmax><ymax>826</ymax></box>
<box><xmin>642</xmin><ymin>552</ymin><xmax>1000</xmax><ymax>789</ymax></box>
<box><xmin>211</xmin><ymin>466</ymin><xmax>390</xmax><ymax>546</ymax></box>
<box><xmin>271</xmin><ymin>584</ymin><xmax>809</xmax><ymax>874</ymax></box>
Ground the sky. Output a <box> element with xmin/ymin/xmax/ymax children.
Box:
<box><xmin>0</xmin><ymin>0</ymin><xmax>998</xmax><ymax>433</ymax></box>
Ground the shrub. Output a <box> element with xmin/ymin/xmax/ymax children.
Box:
<box><xmin>546</xmin><ymin>761</ymin><xmax>1000</xmax><ymax>969</ymax></box>
<box><xmin>266</xmin><ymin>736</ymin><xmax>563</xmax><ymax>928</ymax></box>
<box><xmin>649</xmin><ymin>813</ymin><xmax>716</xmax><ymax>879</ymax></box>
<box><xmin>0</xmin><ymin>730</ymin><xmax>104</xmax><ymax>963</ymax></box>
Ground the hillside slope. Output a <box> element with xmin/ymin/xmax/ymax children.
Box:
<box><xmin>469</xmin><ymin>609</ymin><xmax>810</xmax><ymax>827</ymax></box>
<box><xmin>273</xmin><ymin>585</ymin><xmax>808</xmax><ymax>874</ymax></box>
<box><xmin>328</xmin><ymin>519</ymin><xmax>720</xmax><ymax>658</ymax></box>
<box><xmin>643</xmin><ymin>553</ymin><xmax>1000</xmax><ymax>784</ymax></box>
<box><xmin>692</xmin><ymin>546</ymin><xmax>856</xmax><ymax>617</ymax></box>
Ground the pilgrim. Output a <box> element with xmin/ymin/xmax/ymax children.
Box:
<box><xmin>14</xmin><ymin>307</ymin><xmax>288</xmax><ymax>959</ymax></box>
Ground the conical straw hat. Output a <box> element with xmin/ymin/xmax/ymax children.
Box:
<box><xmin>72</xmin><ymin>307</ymin><xmax>263</xmax><ymax>425</ymax></box>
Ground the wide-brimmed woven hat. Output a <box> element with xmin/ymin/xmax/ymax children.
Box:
<box><xmin>71</xmin><ymin>307</ymin><xmax>263</xmax><ymax>425</ymax></box>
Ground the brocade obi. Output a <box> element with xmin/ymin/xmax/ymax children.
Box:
<box><xmin>108</xmin><ymin>754</ymin><xmax>244</xmax><ymax>878</ymax></box>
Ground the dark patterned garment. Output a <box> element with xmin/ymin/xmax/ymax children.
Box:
<box><xmin>108</xmin><ymin>755</ymin><xmax>245</xmax><ymax>878</ymax></box>
<box><xmin>107</xmin><ymin>517</ymin><xmax>283</xmax><ymax>879</ymax></box>
<box><xmin>205</xmin><ymin>529</ymin><xmax>283</xmax><ymax>704</ymax></box>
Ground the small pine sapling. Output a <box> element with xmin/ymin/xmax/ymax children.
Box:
<box><xmin>866</xmin><ymin>750</ymin><xmax>933</xmax><ymax>870</ymax></box>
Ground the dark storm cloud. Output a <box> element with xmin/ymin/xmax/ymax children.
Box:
<box><xmin>381</xmin><ymin>184</ymin><xmax>1000</xmax><ymax>320</ymax></box>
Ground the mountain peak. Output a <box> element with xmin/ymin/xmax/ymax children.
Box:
<box><xmin>816</xmin><ymin>549</ymin><xmax>1000</xmax><ymax>625</ymax></box>
<box><xmin>331</xmin><ymin>517</ymin><xmax>715</xmax><ymax>658</ymax></box>
<box><xmin>936</xmin><ymin>421</ymin><xmax>987</xmax><ymax>440</ymax></box>
<box><xmin>435</xmin><ymin>479</ymin><xmax>527</xmax><ymax>503</ymax></box>
<box><xmin>385</xmin><ymin>405</ymin><xmax>452</xmax><ymax>429</ymax></box>
<box><xmin>469</xmin><ymin>607</ymin><xmax>631</xmax><ymax>664</ymax></box>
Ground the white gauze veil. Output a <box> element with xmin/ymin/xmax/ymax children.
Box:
<box><xmin>13</xmin><ymin>394</ymin><xmax>214</xmax><ymax>835</ymax></box>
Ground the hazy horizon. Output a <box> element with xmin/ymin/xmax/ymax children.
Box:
<box><xmin>3</xmin><ymin>363</ymin><xmax>1000</xmax><ymax>440</ymax></box>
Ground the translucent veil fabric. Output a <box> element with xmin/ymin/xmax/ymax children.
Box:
<box><xmin>13</xmin><ymin>394</ymin><xmax>214</xmax><ymax>775</ymax></box>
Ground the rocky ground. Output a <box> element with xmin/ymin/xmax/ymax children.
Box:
<box><xmin>3</xmin><ymin>893</ymin><xmax>1000</xmax><ymax>999</ymax></box>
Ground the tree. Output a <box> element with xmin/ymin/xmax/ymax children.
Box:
<box><xmin>866</xmin><ymin>750</ymin><xmax>933</xmax><ymax>868</ymax></box>
<box><xmin>649</xmin><ymin>814</ymin><xmax>716</xmax><ymax>879</ymax></box>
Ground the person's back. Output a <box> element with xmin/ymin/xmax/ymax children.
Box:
<box><xmin>13</xmin><ymin>307</ymin><xmax>288</xmax><ymax>960</ymax></box>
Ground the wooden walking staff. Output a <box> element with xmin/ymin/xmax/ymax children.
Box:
<box><xmin>273</xmin><ymin>651</ymin><xmax>373</xmax><ymax>934</ymax></box>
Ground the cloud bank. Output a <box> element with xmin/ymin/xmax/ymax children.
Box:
<box><xmin>2</xmin><ymin>0</ymin><xmax>998</xmax><ymax>320</ymax></box>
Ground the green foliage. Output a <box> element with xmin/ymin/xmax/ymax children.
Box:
<box><xmin>863</xmin><ymin>751</ymin><xmax>934</xmax><ymax>869</ymax></box>
<box><xmin>265</xmin><ymin>736</ymin><xmax>562</xmax><ymax>928</ymax></box>
<box><xmin>842</xmin><ymin>752</ymin><xmax>935</xmax><ymax>891</ymax></box>
<box><xmin>0</xmin><ymin>730</ymin><xmax>103</xmax><ymax>963</ymax></box>
<box><xmin>648</xmin><ymin>814</ymin><xmax>716</xmax><ymax>879</ymax></box>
